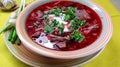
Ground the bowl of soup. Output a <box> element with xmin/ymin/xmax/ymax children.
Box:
<box><xmin>16</xmin><ymin>0</ymin><xmax>113</xmax><ymax>66</ymax></box>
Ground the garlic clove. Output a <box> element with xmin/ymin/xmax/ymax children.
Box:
<box><xmin>0</xmin><ymin>0</ymin><xmax>18</xmax><ymax>11</ymax></box>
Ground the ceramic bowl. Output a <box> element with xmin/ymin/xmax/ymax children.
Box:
<box><xmin>16</xmin><ymin>0</ymin><xmax>113</xmax><ymax>66</ymax></box>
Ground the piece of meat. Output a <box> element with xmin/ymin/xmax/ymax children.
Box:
<box><xmin>31</xmin><ymin>31</ymin><xmax>41</xmax><ymax>38</ymax></box>
<box><xmin>76</xmin><ymin>9</ymin><xmax>91</xmax><ymax>20</ymax></box>
<box><xmin>83</xmin><ymin>24</ymin><xmax>99</xmax><ymax>34</ymax></box>
<box><xmin>48</xmin><ymin>34</ymin><xmax>70</xmax><ymax>41</ymax></box>
<box><xmin>55</xmin><ymin>41</ymin><xmax>67</xmax><ymax>48</ymax></box>
<box><xmin>31</xmin><ymin>10</ymin><xmax>43</xmax><ymax>20</ymax></box>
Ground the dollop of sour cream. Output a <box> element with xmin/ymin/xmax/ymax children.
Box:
<box><xmin>35</xmin><ymin>32</ymin><xmax>55</xmax><ymax>49</ymax></box>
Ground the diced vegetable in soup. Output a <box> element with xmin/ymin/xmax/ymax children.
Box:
<box><xmin>25</xmin><ymin>1</ymin><xmax>102</xmax><ymax>51</ymax></box>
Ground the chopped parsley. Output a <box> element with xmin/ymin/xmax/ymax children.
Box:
<box><xmin>49</xmin><ymin>7</ymin><xmax>61</xmax><ymax>16</ymax></box>
<box><xmin>70</xmin><ymin>30</ymin><xmax>85</xmax><ymax>43</ymax></box>
<box><xmin>51</xmin><ymin>19</ymin><xmax>59</xmax><ymax>27</ymax></box>
<box><xmin>65</xmin><ymin>7</ymin><xmax>77</xmax><ymax>15</ymax></box>
<box><xmin>64</xmin><ymin>14</ymin><xmax>71</xmax><ymax>21</ymax></box>
<box><xmin>44</xmin><ymin>25</ymin><xmax>54</xmax><ymax>34</ymax></box>
<box><xmin>43</xmin><ymin>7</ymin><xmax>87</xmax><ymax>43</ymax></box>
<box><xmin>70</xmin><ymin>18</ymin><xmax>86</xmax><ymax>30</ymax></box>
<box><xmin>44</xmin><ymin>19</ymin><xmax>64</xmax><ymax>35</ymax></box>
<box><xmin>64</xmin><ymin>7</ymin><xmax>77</xmax><ymax>21</ymax></box>
<box><xmin>57</xmin><ymin>23</ymin><xmax>64</xmax><ymax>35</ymax></box>
<box><xmin>79</xmin><ymin>20</ymin><xmax>86</xmax><ymax>26</ymax></box>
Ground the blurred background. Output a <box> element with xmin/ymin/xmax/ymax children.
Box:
<box><xmin>0</xmin><ymin>0</ymin><xmax>120</xmax><ymax>67</ymax></box>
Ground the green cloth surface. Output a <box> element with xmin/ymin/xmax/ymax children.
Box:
<box><xmin>0</xmin><ymin>0</ymin><xmax>120</xmax><ymax>67</ymax></box>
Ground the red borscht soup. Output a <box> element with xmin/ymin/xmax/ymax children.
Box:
<box><xmin>25</xmin><ymin>1</ymin><xmax>102</xmax><ymax>51</ymax></box>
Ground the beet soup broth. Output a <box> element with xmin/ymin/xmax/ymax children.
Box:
<box><xmin>25</xmin><ymin>1</ymin><xmax>102</xmax><ymax>51</ymax></box>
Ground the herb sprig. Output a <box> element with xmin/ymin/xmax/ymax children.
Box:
<box><xmin>64</xmin><ymin>7</ymin><xmax>77</xmax><ymax>21</ymax></box>
<box><xmin>49</xmin><ymin>7</ymin><xmax>61</xmax><ymax>16</ymax></box>
<box><xmin>70</xmin><ymin>18</ymin><xmax>86</xmax><ymax>30</ymax></box>
<box><xmin>70</xmin><ymin>30</ymin><xmax>85</xmax><ymax>43</ymax></box>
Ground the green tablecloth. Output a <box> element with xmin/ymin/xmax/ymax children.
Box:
<box><xmin>0</xmin><ymin>0</ymin><xmax>120</xmax><ymax>67</ymax></box>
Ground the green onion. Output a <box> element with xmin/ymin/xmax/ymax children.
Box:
<box><xmin>0</xmin><ymin>0</ymin><xmax>26</xmax><ymax>35</ymax></box>
<box><xmin>0</xmin><ymin>23</ymin><xmax>13</xmax><ymax>34</ymax></box>
<box><xmin>0</xmin><ymin>0</ymin><xmax>26</xmax><ymax>45</ymax></box>
<box><xmin>18</xmin><ymin>0</ymin><xmax>26</xmax><ymax>15</ymax></box>
<box><xmin>10</xmin><ymin>28</ymin><xmax>18</xmax><ymax>44</ymax></box>
<box><xmin>16</xmin><ymin>37</ymin><xmax>21</xmax><ymax>45</ymax></box>
<box><xmin>8</xmin><ymin>27</ymin><xmax>15</xmax><ymax>41</ymax></box>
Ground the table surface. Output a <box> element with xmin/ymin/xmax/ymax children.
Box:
<box><xmin>0</xmin><ymin>0</ymin><xmax>120</xmax><ymax>67</ymax></box>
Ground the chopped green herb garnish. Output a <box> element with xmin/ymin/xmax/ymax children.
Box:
<box><xmin>44</xmin><ymin>25</ymin><xmax>54</xmax><ymax>34</ymax></box>
<box><xmin>70</xmin><ymin>30</ymin><xmax>85</xmax><ymax>43</ymax></box>
<box><xmin>49</xmin><ymin>7</ymin><xmax>61</xmax><ymax>16</ymax></box>
<box><xmin>70</xmin><ymin>18</ymin><xmax>80</xmax><ymax>30</ymax></box>
<box><xmin>80</xmin><ymin>20</ymin><xmax>86</xmax><ymax>26</ymax></box>
<box><xmin>64</xmin><ymin>14</ymin><xmax>71</xmax><ymax>21</ymax></box>
<box><xmin>64</xmin><ymin>7</ymin><xmax>77</xmax><ymax>21</ymax></box>
<box><xmin>65</xmin><ymin>7</ymin><xmax>77</xmax><ymax>15</ymax></box>
<box><xmin>70</xmin><ymin>18</ymin><xmax>86</xmax><ymax>30</ymax></box>
<box><xmin>57</xmin><ymin>23</ymin><xmax>64</xmax><ymax>35</ymax></box>
<box><xmin>43</xmin><ymin>6</ymin><xmax>87</xmax><ymax>43</ymax></box>
<box><xmin>51</xmin><ymin>19</ymin><xmax>59</xmax><ymax>27</ymax></box>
